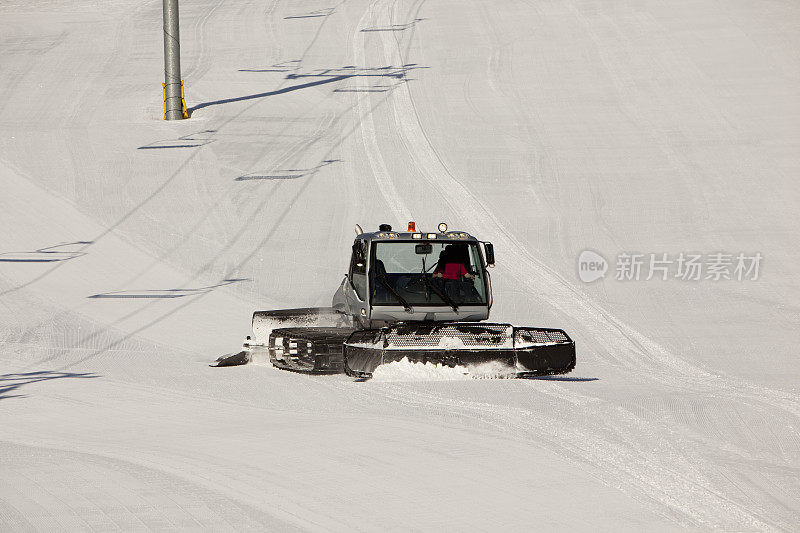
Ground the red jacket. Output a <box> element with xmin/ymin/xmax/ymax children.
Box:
<box><xmin>437</xmin><ymin>263</ymin><xmax>467</xmax><ymax>280</ymax></box>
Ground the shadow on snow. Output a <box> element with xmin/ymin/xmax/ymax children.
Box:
<box><xmin>87</xmin><ymin>278</ymin><xmax>249</xmax><ymax>299</ymax></box>
<box><xmin>284</xmin><ymin>8</ymin><xmax>335</xmax><ymax>20</ymax></box>
<box><xmin>137</xmin><ymin>130</ymin><xmax>216</xmax><ymax>150</ymax></box>
<box><xmin>0</xmin><ymin>241</ymin><xmax>92</xmax><ymax>263</ymax></box>
<box><xmin>235</xmin><ymin>159</ymin><xmax>341</xmax><ymax>182</ymax></box>
<box><xmin>187</xmin><ymin>64</ymin><xmax>426</xmax><ymax>115</ymax></box>
<box><xmin>0</xmin><ymin>371</ymin><xmax>99</xmax><ymax>400</ymax></box>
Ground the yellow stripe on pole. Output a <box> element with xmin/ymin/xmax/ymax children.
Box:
<box><xmin>180</xmin><ymin>80</ymin><xmax>188</xmax><ymax>118</ymax></box>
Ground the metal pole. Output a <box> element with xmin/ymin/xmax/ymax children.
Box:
<box><xmin>163</xmin><ymin>0</ymin><xmax>183</xmax><ymax>120</ymax></box>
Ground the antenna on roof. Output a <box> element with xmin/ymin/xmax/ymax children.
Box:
<box><xmin>354</xmin><ymin>224</ymin><xmax>363</xmax><ymax>235</ymax></box>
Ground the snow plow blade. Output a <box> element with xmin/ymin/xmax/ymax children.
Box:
<box><xmin>212</xmin><ymin>349</ymin><xmax>251</xmax><ymax>367</ymax></box>
<box><xmin>252</xmin><ymin>307</ymin><xmax>353</xmax><ymax>345</ymax></box>
<box><xmin>212</xmin><ymin>308</ymin><xmax>353</xmax><ymax>367</ymax></box>
<box><xmin>343</xmin><ymin>323</ymin><xmax>575</xmax><ymax>378</ymax></box>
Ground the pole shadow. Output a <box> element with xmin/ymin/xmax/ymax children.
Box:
<box><xmin>88</xmin><ymin>278</ymin><xmax>249</xmax><ymax>299</ymax></box>
<box><xmin>0</xmin><ymin>371</ymin><xmax>99</xmax><ymax>400</ymax></box>
<box><xmin>0</xmin><ymin>241</ymin><xmax>92</xmax><ymax>263</ymax></box>
<box><xmin>189</xmin><ymin>65</ymin><xmax>426</xmax><ymax>116</ymax></box>
<box><xmin>187</xmin><ymin>77</ymin><xmax>350</xmax><ymax>115</ymax></box>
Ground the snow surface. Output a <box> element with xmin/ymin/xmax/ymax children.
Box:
<box><xmin>372</xmin><ymin>358</ymin><xmax>518</xmax><ymax>381</ymax></box>
<box><xmin>1</xmin><ymin>0</ymin><xmax>799</xmax><ymax>530</ymax></box>
<box><xmin>372</xmin><ymin>357</ymin><xmax>471</xmax><ymax>381</ymax></box>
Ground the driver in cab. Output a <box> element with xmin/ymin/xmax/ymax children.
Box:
<box><xmin>432</xmin><ymin>245</ymin><xmax>474</xmax><ymax>281</ymax></box>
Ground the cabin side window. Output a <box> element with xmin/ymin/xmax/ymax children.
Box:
<box><xmin>349</xmin><ymin>240</ymin><xmax>367</xmax><ymax>300</ymax></box>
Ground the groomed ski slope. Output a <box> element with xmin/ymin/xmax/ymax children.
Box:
<box><xmin>1</xmin><ymin>0</ymin><xmax>799</xmax><ymax>530</ymax></box>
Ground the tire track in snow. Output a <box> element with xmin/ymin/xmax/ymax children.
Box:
<box><xmin>353</xmin><ymin>1</ymin><xmax>797</xmax><ymax>529</ymax></box>
<box><xmin>39</xmin><ymin>1</ymin><xmax>405</xmax><ymax>374</ymax></box>
<box><xmin>370</xmin><ymin>0</ymin><xmax>799</xmax><ymax>420</ymax></box>
<box><xmin>11</xmin><ymin>1</ymin><xmax>349</xmax><ymax>371</ymax></box>
<box><xmin>0</xmin><ymin>440</ymin><xmax>299</xmax><ymax>531</ymax></box>
<box><xmin>181</xmin><ymin>0</ymin><xmax>227</xmax><ymax>82</ymax></box>
<box><xmin>351</xmin><ymin>0</ymin><xmax>414</xmax><ymax>224</ymax></box>
<box><xmin>362</xmin><ymin>381</ymin><xmax>783</xmax><ymax>530</ymax></box>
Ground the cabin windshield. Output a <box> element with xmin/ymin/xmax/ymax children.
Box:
<box><xmin>370</xmin><ymin>241</ymin><xmax>488</xmax><ymax>306</ymax></box>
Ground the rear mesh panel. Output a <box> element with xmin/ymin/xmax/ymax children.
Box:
<box><xmin>514</xmin><ymin>328</ymin><xmax>569</xmax><ymax>345</ymax></box>
<box><xmin>546</xmin><ymin>331</ymin><xmax>568</xmax><ymax>342</ymax></box>
<box><xmin>385</xmin><ymin>324</ymin><xmax>513</xmax><ymax>349</ymax></box>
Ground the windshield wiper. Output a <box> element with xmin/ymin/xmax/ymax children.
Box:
<box><xmin>376</xmin><ymin>272</ymin><xmax>413</xmax><ymax>312</ymax></box>
<box><xmin>420</xmin><ymin>274</ymin><xmax>459</xmax><ymax>312</ymax></box>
